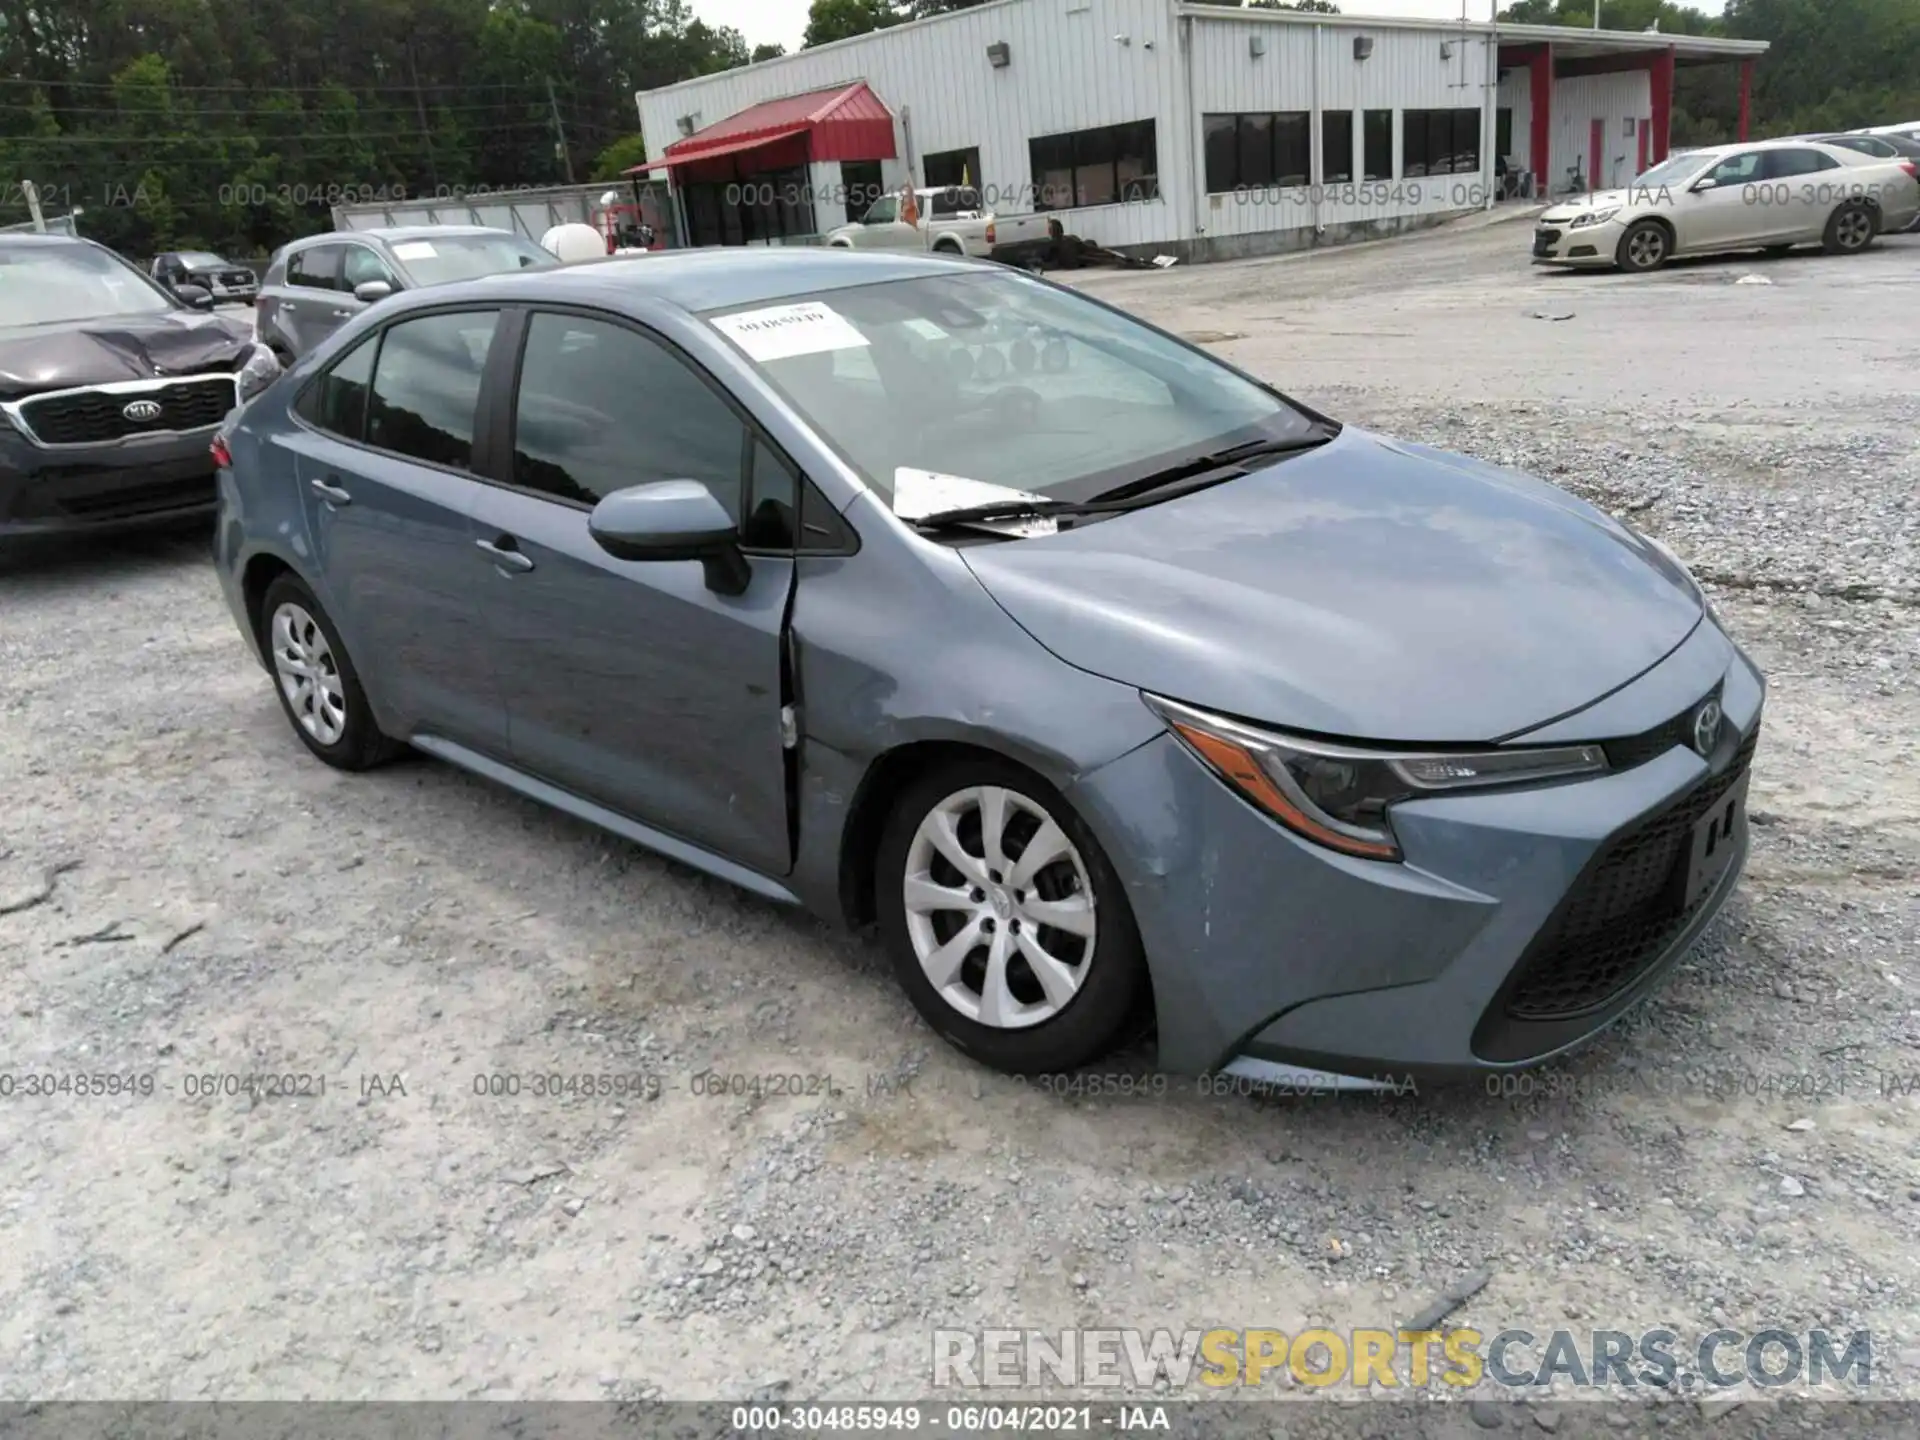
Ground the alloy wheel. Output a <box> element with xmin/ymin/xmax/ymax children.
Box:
<box><xmin>270</xmin><ymin>601</ymin><xmax>347</xmax><ymax>746</ymax></box>
<box><xmin>901</xmin><ymin>785</ymin><xmax>1097</xmax><ymax>1029</ymax></box>
<box><xmin>1626</xmin><ymin>227</ymin><xmax>1666</xmax><ymax>269</ymax></box>
<box><xmin>1836</xmin><ymin>208</ymin><xmax>1874</xmax><ymax>250</ymax></box>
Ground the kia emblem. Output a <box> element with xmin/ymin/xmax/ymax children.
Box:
<box><xmin>122</xmin><ymin>398</ymin><xmax>164</xmax><ymax>423</ymax></box>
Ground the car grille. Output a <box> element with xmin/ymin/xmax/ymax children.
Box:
<box><xmin>18</xmin><ymin>378</ymin><xmax>236</xmax><ymax>446</ymax></box>
<box><xmin>1533</xmin><ymin>228</ymin><xmax>1562</xmax><ymax>256</ymax></box>
<box><xmin>1504</xmin><ymin>726</ymin><xmax>1760</xmax><ymax>1023</ymax></box>
<box><xmin>222</xmin><ymin>270</ymin><xmax>254</xmax><ymax>286</ymax></box>
<box><xmin>1601</xmin><ymin>698</ymin><xmax>1710</xmax><ymax>771</ymax></box>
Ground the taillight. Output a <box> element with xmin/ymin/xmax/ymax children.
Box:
<box><xmin>986</xmin><ymin>221</ymin><xmax>996</xmax><ymax>244</ymax></box>
<box><xmin>1902</xmin><ymin>161</ymin><xmax>1918</xmax><ymax>179</ymax></box>
<box><xmin>210</xmin><ymin>435</ymin><xmax>232</xmax><ymax>469</ymax></box>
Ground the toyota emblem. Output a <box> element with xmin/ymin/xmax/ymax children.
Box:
<box><xmin>1691</xmin><ymin>699</ymin><xmax>1723</xmax><ymax>757</ymax></box>
<box><xmin>122</xmin><ymin>398</ymin><xmax>164</xmax><ymax>423</ymax></box>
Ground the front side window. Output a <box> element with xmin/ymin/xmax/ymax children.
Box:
<box><xmin>511</xmin><ymin>312</ymin><xmax>746</xmax><ymax>518</ymax></box>
<box><xmin>342</xmin><ymin>245</ymin><xmax>400</xmax><ymax>290</ymax></box>
<box><xmin>1703</xmin><ymin>151</ymin><xmax>1764</xmax><ymax>186</ymax></box>
<box><xmin>365</xmin><ymin>310</ymin><xmax>500</xmax><ymax>469</ymax></box>
<box><xmin>0</xmin><ymin>241</ymin><xmax>176</xmax><ymax>326</ymax></box>
<box><xmin>706</xmin><ymin>270</ymin><xmax>1316</xmax><ymax>508</ymax></box>
<box><xmin>863</xmin><ymin>195</ymin><xmax>899</xmax><ymax>225</ymax></box>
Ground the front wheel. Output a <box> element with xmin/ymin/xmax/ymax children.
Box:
<box><xmin>875</xmin><ymin>759</ymin><xmax>1147</xmax><ymax>1074</ymax></box>
<box><xmin>1823</xmin><ymin>201</ymin><xmax>1877</xmax><ymax>255</ymax></box>
<box><xmin>1616</xmin><ymin>219</ymin><xmax>1671</xmax><ymax>273</ymax></box>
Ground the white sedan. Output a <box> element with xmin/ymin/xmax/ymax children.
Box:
<box><xmin>1532</xmin><ymin>138</ymin><xmax>1920</xmax><ymax>273</ymax></box>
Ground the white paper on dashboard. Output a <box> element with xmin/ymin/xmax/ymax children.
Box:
<box><xmin>711</xmin><ymin>301</ymin><xmax>871</xmax><ymax>361</ymax></box>
<box><xmin>891</xmin><ymin>468</ymin><xmax>1057</xmax><ymax>537</ymax></box>
<box><xmin>391</xmin><ymin>241</ymin><xmax>437</xmax><ymax>260</ymax></box>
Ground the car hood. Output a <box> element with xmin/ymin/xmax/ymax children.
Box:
<box><xmin>1541</xmin><ymin>188</ymin><xmax>1640</xmax><ymax>222</ymax></box>
<box><xmin>0</xmin><ymin>311</ymin><xmax>253</xmax><ymax>400</ymax></box>
<box><xmin>959</xmin><ymin>428</ymin><xmax>1703</xmax><ymax>744</ymax></box>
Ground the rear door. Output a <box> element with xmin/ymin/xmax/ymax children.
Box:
<box><xmin>288</xmin><ymin>307</ymin><xmax>509</xmax><ymax>752</ymax></box>
<box><xmin>465</xmin><ymin>307</ymin><xmax>795</xmax><ymax>876</ymax></box>
<box><xmin>278</xmin><ymin>243</ymin><xmax>348</xmax><ymax>357</ymax></box>
<box><xmin>1760</xmin><ymin>146</ymin><xmax>1843</xmax><ymax>241</ymax></box>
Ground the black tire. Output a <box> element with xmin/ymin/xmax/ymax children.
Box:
<box><xmin>1615</xmin><ymin>219</ymin><xmax>1671</xmax><ymax>273</ymax></box>
<box><xmin>875</xmin><ymin>756</ymin><xmax>1147</xmax><ymax>1075</ymax></box>
<box><xmin>256</xmin><ymin>573</ymin><xmax>402</xmax><ymax>771</ymax></box>
<box><xmin>1823</xmin><ymin>200</ymin><xmax>1877</xmax><ymax>255</ymax></box>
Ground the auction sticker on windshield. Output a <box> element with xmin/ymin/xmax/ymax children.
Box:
<box><xmin>392</xmin><ymin>241</ymin><xmax>437</xmax><ymax>260</ymax></box>
<box><xmin>713</xmin><ymin>301</ymin><xmax>870</xmax><ymax>361</ymax></box>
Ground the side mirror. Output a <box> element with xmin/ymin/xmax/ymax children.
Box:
<box><xmin>1690</xmin><ymin>176</ymin><xmax>1718</xmax><ymax>192</ymax></box>
<box><xmin>589</xmin><ymin>480</ymin><xmax>749</xmax><ymax>595</ymax></box>
<box><xmin>171</xmin><ymin>282</ymin><xmax>215</xmax><ymax>310</ymax></box>
<box><xmin>353</xmin><ymin>279</ymin><xmax>394</xmax><ymax>303</ymax></box>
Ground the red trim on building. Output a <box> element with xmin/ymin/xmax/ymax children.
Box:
<box><xmin>1738</xmin><ymin>58</ymin><xmax>1754</xmax><ymax>141</ymax></box>
<box><xmin>1530</xmin><ymin>45</ymin><xmax>1553</xmax><ymax>195</ymax></box>
<box><xmin>1649</xmin><ymin>46</ymin><xmax>1676</xmax><ymax>163</ymax></box>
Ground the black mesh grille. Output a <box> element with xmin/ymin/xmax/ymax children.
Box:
<box><xmin>1533</xmin><ymin>228</ymin><xmax>1562</xmax><ymax>255</ymax></box>
<box><xmin>1505</xmin><ymin>727</ymin><xmax>1759</xmax><ymax>1022</ymax></box>
<box><xmin>20</xmin><ymin>378</ymin><xmax>235</xmax><ymax>446</ymax></box>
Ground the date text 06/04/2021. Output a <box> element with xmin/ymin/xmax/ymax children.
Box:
<box><xmin>729</xmin><ymin>1404</ymin><xmax>1172</xmax><ymax>1432</ymax></box>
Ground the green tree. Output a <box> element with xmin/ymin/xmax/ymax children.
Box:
<box><xmin>804</xmin><ymin>0</ymin><xmax>906</xmax><ymax>48</ymax></box>
<box><xmin>591</xmin><ymin>133</ymin><xmax>651</xmax><ymax>180</ymax></box>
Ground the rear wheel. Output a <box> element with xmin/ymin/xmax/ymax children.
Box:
<box><xmin>1615</xmin><ymin>219</ymin><xmax>1671</xmax><ymax>273</ymax></box>
<box><xmin>258</xmin><ymin>573</ymin><xmax>402</xmax><ymax>771</ymax></box>
<box><xmin>1823</xmin><ymin>201</ymin><xmax>1877</xmax><ymax>255</ymax></box>
<box><xmin>875</xmin><ymin>758</ymin><xmax>1146</xmax><ymax>1075</ymax></box>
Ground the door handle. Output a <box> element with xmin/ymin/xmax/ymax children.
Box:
<box><xmin>329</xmin><ymin>308</ymin><xmax>353</xmax><ymax>318</ymax></box>
<box><xmin>476</xmin><ymin>537</ymin><xmax>534</xmax><ymax>573</ymax></box>
<box><xmin>310</xmin><ymin>477</ymin><xmax>351</xmax><ymax>505</ymax></box>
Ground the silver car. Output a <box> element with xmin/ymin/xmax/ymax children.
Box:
<box><xmin>256</xmin><ymin>225</ymin><xmax>555</xmax><ymax>362</ymax></box>
<box><xmin>1533</xmin><ymin>138</ymin><xmax>1920</xmax><ymax>272</ymax></box>
<box><xmin>214</xmin><ymin>249</ymin><xmax>1763</xmax><ymax>1085</ymax></box>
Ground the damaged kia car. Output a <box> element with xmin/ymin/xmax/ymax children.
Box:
<box><xmin>1</xmin><ymin>233</ymin><xmax>279</xmax><ymax>539</ymax></box>
<box><xmin>211</xmin><ymin>249</ymin><xmax>1762</xmax><ymax>1086</ymax></box>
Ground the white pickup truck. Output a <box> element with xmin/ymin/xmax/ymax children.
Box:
<box><xmin>824</xmin><ymin>186</ymin><xmax>1055</xmax><ymax>264</ymax></box>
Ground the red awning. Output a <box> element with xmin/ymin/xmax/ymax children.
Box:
<box><xmin>627</xmin><ymin>81</ymin><xmax>897</xmax><ymax>175</ymax></box>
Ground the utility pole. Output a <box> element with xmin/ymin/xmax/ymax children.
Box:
<box><xmin>546</xmin><ymin>78</ymin><xmax>576</xmax><ymax>184</ymax></box>
<box><xmin>408</xmin><ymin>43</ymin><xmax>441</xmax><ymax>191</ymax></box>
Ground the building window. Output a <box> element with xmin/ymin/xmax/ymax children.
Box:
<box><xmin>1203</xmin><ymin>112</ymin><xmax>1310</xmax><ymax>192</ymax></box>
<box><xmin>1496</xmin><ymin>107</ymin><xmax>1514</xmax><ymax>167</ymax></box>
<box><xmin>1403</xmin><ymin>108</ymin><xmax>1481</xmax><ymax>178</ymax></box>
<box><xmin>1028</xmin><ymin>120</ymin><xmax>1158</xmax><ymax>211</ymax></box>
<box><xmin>839</xmin><ymin>160</ymin><xmax>883</xmax><ymax>225</ymax></box>
<box><xmin>1363</xmin><ymin>109</ymin><xmax>1394</xmax><ymax>181</ymax></box>
<box><xmin>1322</xmin><ymin>110</ymin><xmax>1354</xmax><ymax>184</ymax></box>
<box><xmin>923</xmin><ymin>146</ymin><xmax>980</xmax><ymax>190</ymax></box>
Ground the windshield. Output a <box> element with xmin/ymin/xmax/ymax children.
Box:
<box><xmin>179</xmin><ymin>252</ymin><xmax>227</xmax><ymax>267</ymax></box>
<box><xmin>0</xmin><ymin>242</ymin><xmax>176</xmax><ymax>326</ymax></box>
<box><xmin>389</xmin><ymin>233</ymin><xmax>556</xmax><ymax>287</ymax></box>
<box><xmin>704</xmin><ymin>270</ymin><xmax>1318</xmax><ymax>506</ymax></box>
<box><xmin>1633</xmin><ymin>152</ymin><xmax>1714</xmax><ymax>187</ymax></box>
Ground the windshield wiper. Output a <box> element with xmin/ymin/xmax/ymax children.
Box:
<box><xmin>1089</xmin><ymin>427</ymin><xmax>1337</xmax><ymax>505</ymax></box>
<box><xmin>904</xmin><ymin>496</ymin><xmax>1136</xmax><ymax>532</ymax></box>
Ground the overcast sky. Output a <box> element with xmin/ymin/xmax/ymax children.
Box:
<box><xmin>693</xmin><ymin>0</ymin><xmax>1728</xmax><ymax>60</ymax></box>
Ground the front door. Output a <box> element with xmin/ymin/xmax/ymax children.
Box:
<box><xmin>1680</xmin><ymin>150</ymin><xmax>1768</xmax><ymax>250</ymax></box>
<box><xmin>469</xmin><ymin>308</ymin><xmax>793</xmax><ymax>877</ymax></box>
<box><xmin>289</xmin><ymin>308</ymin><xmax>509</xmax><ymax>753</ymax></box>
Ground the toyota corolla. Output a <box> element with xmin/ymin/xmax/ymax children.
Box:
<box><xmin>211</xmin><ymin>249</ymin><xmax>1762</xmax><ymax>1086</ymax></box>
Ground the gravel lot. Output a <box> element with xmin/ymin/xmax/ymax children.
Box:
<box><xmin>2</xmin><ymin>215</ymin><xmax>1916</xmax><ymax>1423</ymax></box>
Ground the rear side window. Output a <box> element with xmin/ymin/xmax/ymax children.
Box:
<box><xmin>1764</xmin><ymin>148</ymin><xmax>1839</xmax><ymax>178</ymax></box>
<box><xmin>288</xmin><ymin>246</ymin><xmax>341</xmax><ymax>290</ymax></box>
<box><xmin>366</xmin><ymin>310</ymin><xmax>500</xmax><ymax>469</ymax></box>
<box><xmin>297</xmin><ymin>333</ymin><xmax>378</xmax><ymax>440</ymax></box>
<box><xmin>511</xmin><ymin>311</ymin><xmax>746</xmax><ymax>517</ymax></box>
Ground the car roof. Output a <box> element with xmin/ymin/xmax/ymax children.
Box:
<box><xmin>0</xmin><ymin>232</ymin><xmax>90</xmax><ymax>248</ymax></box>
<box><xmin>288</xmin><ymin>224</ymin><xmax>510</xmax><ymax>247</ymax></box>
<box><xmin>405</xmin><ymin>246</ymin><xmax>981</xmax><ymax>315</ymax></box>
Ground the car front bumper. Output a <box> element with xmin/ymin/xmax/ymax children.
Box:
<box><xmin>1531</xmin><ymin>215</ymin><xmax>1627</xmax><ymax>266</ymax></box>
<box><xmin>1066</xmin><ymin>619</ymin><xmax>1765</xmax><ymax>1081</ymax></box>
<box><xmin>0</xmin><ymin>425</ymin><xmax>221</xmax><ymax>539</ymax></box>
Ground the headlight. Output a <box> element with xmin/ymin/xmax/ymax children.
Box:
<box><xmin>1145</xmin><ymin>695</ymin><xmax>1607</xmax><ymax>862</ymax></box>
<box><xmin>1570</xmin><ymin>207</ymin><xmax>1621</xmax><ymax>228</ymax></box>
<box><xmin>236</xmin><ymin>342</ymin><xmax>282</xmax><ymax>401</ymax></box>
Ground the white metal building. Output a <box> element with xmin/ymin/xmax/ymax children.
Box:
<box><xmin>633</xmin><ymin>1</ymin><xmax>1765</xmax><ymax>262</ymax></box>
